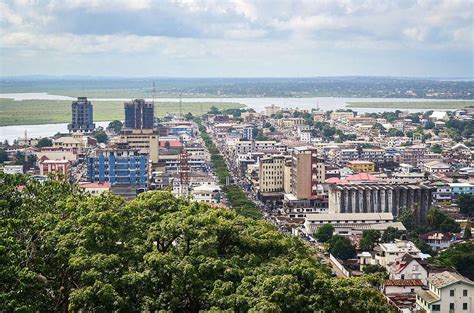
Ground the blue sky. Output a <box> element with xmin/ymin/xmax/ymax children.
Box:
<box><xmin>1</xmin><ymin>0</ymin><xmax>473</xmax><ymax>77</ymax></box>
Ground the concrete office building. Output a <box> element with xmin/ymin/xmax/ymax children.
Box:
<box><xmin>68</xmin><ymin>97</ymin><xmax>95</xmax><ymax>133</ymax></box>
<box><xmin>87</xmin><ymin>145</ymin><xmax>148</xmax><ymax>186</ymax></box>
<box><xmin>291</xmin><ymin>147</ymin><xmax>325</xmax><ymax>199</ymax></box>
<box><xmin>124</xmin><ymin>99</ymin><xmax>154</xmax><ymax>129</ymax></box>
<box><xmin>328</xmin><ymin>183</ymin><xmax>433</xmax><ymax>221</ymax></box>
<box><xmin>258</xmin><ymin>155</ymin><xmax>286</xmax><ymax>193</ymax></box>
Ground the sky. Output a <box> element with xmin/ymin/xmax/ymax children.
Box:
<box><xmin>0</xmin><ymin>0</ymin><xmax>473</xmax><ymax>78</ymax></box>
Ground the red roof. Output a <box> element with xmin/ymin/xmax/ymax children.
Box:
<box><xmin>79</xmin><ymin>182</ymin><xmax>111</xmax><ymax>188</ymax></box>
<box><xmin>384</xmin><ymin>279</ymin><xmax>424</xmax><ymax>287</ymax></box>
<box><xmin>159</xmin><ymin>140</ymin><xmax>182</xmax><ymax>148</ymax></box>
<box><xmin>326</xmin><ymin>173</ymin><xmax>379</xmax><ymax>184</ymax></box>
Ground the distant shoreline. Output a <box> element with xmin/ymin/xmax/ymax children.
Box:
<box><xmin>347</xmin><ymin>101</ymin><xmax>474</xmax><ymax>110</ymax></box>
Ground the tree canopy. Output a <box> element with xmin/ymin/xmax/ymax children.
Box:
<box><xmin>328</xmin><ymin>235</ymin><xmax>356</xmax><ymax>260</ymax></box>
<box><xmin>107</xmin><ymin>120</ymin><xmax>123</xmax><ymax>133</ymax></box>
<box><xmin>457</xmin><ymin>194</ymin><xmax>474</xmax><ymax>217</ymax></box>
<box><xmin>314</xmin><ymin>224</ymin><xmax>334</xmax><ymax>243</ymax></box>
<box><xmin>435</xmin><ymin>242</ymin><xmax>474</xmax><ymax>280</ymax></box>
<box><xmin>36</xmin><ymin>137</ymin><xmax>53</xmax><ymax>148</ymax></box>
<box><xmin>0</xmin><ymin>173</ymin><xmax>389</xmax><ymax>312</ymax></box>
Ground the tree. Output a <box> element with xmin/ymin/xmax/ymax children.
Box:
<box><xmin>0</xmin><ymin>173</ymin><xmax>389</xmax><ymax>312</ymax></box>
<box><xmin>381</xmin><ymin>227</ymin><xmax>403</xmax><ymax>243</ymax></box>
<box><xmin>457</xmin><ymin>194</ymin><xmax>474</xmax><ymax>217</ymax></box>
<box><xmin>463</xmin><ymin>223</ymin><xmax>472</xmax><ymax>239</ymax></box>
<box><xmin>36</xmin><ymin>137</ymin><xmax>53</xmax><ymax>148</ymax></box>
<box><xmin>94</xmin><ymin>130</ymin><xmax>108</xmax><ymax>144</ymax></box>
<box><xmin>328</xmin><ymin>235</ymin><xmax>356</xmax><ymax>260</ymax></box>
<box><xmin>424</xmin><ymin>121</ymin><xmax>435</xmax><ymax>129</ymax></box>
<box><xmin>430</xmin><ymin>144</ymin><xmax>442</xmax><ymax>154</ymax></box>
<box><xmin>208</xmin><ymin>106</ymin><xmax>221</xmax><ymax>115</ymax></box>
<box><xmin>363</xmin><ymin>264</ymin><xmax>387</xmax><ymax>276</ymax></box>
<box><xmin>314</xmin><ymin>224</ymin><xmax>334</xmax><ymax>243</ymax></box>
<box><xmin>387</xmin><ymin>128</ymin><xmax>404</xmax><ymax>137</ymax></box>
<box><xmin>436</xmin><ymin>242</ymin><xmax>474</xmax><ymax>280</ymax></box>
<box><xmin>359</xmin><ymin>230</ymin><xmax>380</xmax><ymax>251</ymax></box>
<box><xmin>108</xmin><ymin>120</ymin><xmax>123</xmax><ymax>133</ymax></box>
<box><xmin>184</xmin><ymin>112</ymin><xmax>194</xmax><ymax>121</ymax></box>
<box><xmin>0</xmin><ymin>148</ymin><xmax>8</xmax><ymax>163</ymax></box>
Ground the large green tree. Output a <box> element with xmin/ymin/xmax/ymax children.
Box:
<box><xmin>0</xmin><ymin>174</ymin><xmax>389</xmax><ymax>312</ymax></box>
<box><xmin>436</xmin><ymin>242</ymin><xmax>474</xmax><ymax>280</ymax></box>
<box><xmin>457</xmin><ymin>194</ymin><xmax>474</xmax><ymax>217</ymax></box>
<box><xmin>328</xmin><ymin>235</ymin><xmax>356</xmax><ymax>260</ymax></box>
<box><xmin>314</xmin><ymin>224</ymin><xmax>334</xmax><ymax>243</ymax></box>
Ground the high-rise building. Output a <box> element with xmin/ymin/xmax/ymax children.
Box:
<box><xmin>124</xmin><ymin>99</ymin><xmax>154</xmax><ymax>129</ymax></box>
<box><xmin>87</xmin><ymin>144</ymin><xmax>148</xmax><ymax>186</ymax></box>
<box><xmin>68</xmin><ymin>97</ymin><xmax>95</xmax><ymax>133</ymax></box>
<box><xmin>291</xmin><ymin>147</ymin><xmax>324</xmax><ymax>199</ymax></box>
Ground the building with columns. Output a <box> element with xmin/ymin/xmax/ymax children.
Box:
<box><xmin>328</xmin><ymin>183</ymin><xmax>433</xmax><ymax>222</ymax></box>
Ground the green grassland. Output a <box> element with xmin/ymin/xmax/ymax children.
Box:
<box><xmin>347</xmin><ymin>101</ymin><xmax>474</xmax><ymax>109</ymax></box>
<box><xmin>0</xmin><ymin>98</ymin><xmax>244</xmax><ymax>126</ymax></box>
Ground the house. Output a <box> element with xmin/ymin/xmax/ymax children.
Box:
<box><xmin>416</xmin><ymin>271</ymin><xmax>473</xmax><ymax>313</ymax></box>
<box><xmin>423</xmin><ymin>160</ymin><xmax>450</xmax><ymax>174</ymax></box>
<box><xmin>191</xmin><ymin>184</ymin><xmax>221</xmax><ymax>203</ymax></box>
<box><xmin>383</xmin><ymin>279</ymin><xmax>424</xmax><ymax>295</ymax></box>
<box><xmin>430</xmin><ymin>111</ymin><xmax>449</xmax><ymax>121</ymax></box>
<box><xmin>79</xmin><ymin>182</ymin><xmax>112</xmax><ymax>195</ymax></box>
<box><xmin>2</xmin><ymin>165</ymin><xmax>24</xmax><ymax>174</ymax></box>
<box><xmin>419</xmin><ymin>231</ymin><xmax>456</xmax><ymax>251</ymax></box>
<box><xmin>389</xmin><ymin>254</ymin><xmax>429</xmax><ymax>284</ymax></box>
<box><xmin>39</xmin><ymin>159</ymin><xmax>69</xmax><ymax>177</ymax></box>
<box><xmin>374</xmin><ymin>240</ymin><xmax>422</xmax><ymax>269</ymax></box>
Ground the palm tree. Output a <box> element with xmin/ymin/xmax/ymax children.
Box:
<box><xmin>427</xmin><ymin>207</ymin><xmax>438</xmax><ymax>228</ymax></box>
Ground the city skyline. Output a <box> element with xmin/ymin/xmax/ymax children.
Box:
<box><xmin>1</xmin><ymin>0</ymin><xmax>473</xmax><ymax>78</ymax></box>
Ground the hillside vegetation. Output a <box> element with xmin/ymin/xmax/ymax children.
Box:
<box><xmin>0</xmin><ymin>173</ymin><xmax>389</xmax><ymax>312</ymax></box>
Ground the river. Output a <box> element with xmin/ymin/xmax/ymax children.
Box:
<box><xmin>0</xmin><ymin>92</ymin><xmax>464</xmax><ymax>142</ymax></box>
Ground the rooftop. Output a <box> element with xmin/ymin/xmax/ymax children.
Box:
<box><xmin>384</xmin><ymin>279</ymin><xmax>424</xmax><ymax>287</ymax></box>
<box><xmin>429</xmin><ymin>271</ymin><xmax>473</xmax><ymax>289</ymax></box>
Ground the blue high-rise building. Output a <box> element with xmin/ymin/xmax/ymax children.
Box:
<box><xmin>124</xmin><ymin>99</ymin><xmax>154</xmax><ymax>129</ymax></box>
<box><xmin>87</xmin><ymin>146</ymin><xmax>148</xmax><ymax>186</ymax></box>
<box><xmin>68</xmin><ymin>97</ymin><xmax>95</xmax><ymax>133</ymax></box>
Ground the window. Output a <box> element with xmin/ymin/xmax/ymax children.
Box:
<box><xmin>463</xmin><ymin>289</ymin><xmax>468</xmax><ymax>296</ymax></box>
<box><xmin>450</xmin><ymin>290</ymin><xmax>455</xmax><ymax>296</ymax></box>
<box><xmin>450</xmin><ymin>303</ymin><xmax>455</xmax><ymax>310</ymax></box>
<box><xmin>432</xmin><ymin>304</ymin><xmax>440</xmax><ymax>311</ymax></box>
<box><xmin>463</xmin><ymin>303</ymin><xmax>468</xmax><ymax>310</ymax></box>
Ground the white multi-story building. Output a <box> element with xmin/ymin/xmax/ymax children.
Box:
<box><xmin>416</xmin><ymin>271</ymin><xmax>473</xmax><ymax>313</ymax></box>
<box><xmin>374</xmin><ymin>240</ymin><xmax>422</xmax><ymax>268</ymax></box>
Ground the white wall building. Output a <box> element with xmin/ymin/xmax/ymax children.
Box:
<box><xmin>416</xmin><ymin>271</ymin><xmax>473</xmax><ymax>313</ymax></box>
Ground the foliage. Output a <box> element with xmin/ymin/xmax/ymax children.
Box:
<box><xmin>0</xmin><ymin>148</ymin><xmax>8</xmax><ymax>163</ymax></box>
<box><xmin>457</xmin><ymin>194</ymin><xmax>474</xmax><ymax>217</ymax></box>
<box><xmin>14</xmin><ymin>152</ymin><xmax>37</xmax><ymax>171</ymax></box>
<box><xmin>36</xmin><ymin>137</ymin><xmax>53</xmax><ymax>148</ymax></box>
<box><xmin>363</xmin><ymin>265</ymin><xmax>387</xmax><ymax>276</ymax></box>
<box><xmin>380</xmin><ymin>227</ymin><xmax>404</xmax><ymax>243</ymax></box>
<box><xmin>436</xmin><ymin>242</ymin><xmax>474</xmax><ymax>280</ymax></box>
<box><xmin>387</xmin><ymin>128</ymin><xmax>404</xmax><ymax>137</ymax></box>
<box><xmin>426</xmin><ymin>207</ymin><xmax>461</xmax><ymax>233</ymax></box>
<box><xmin>430</xmin><ymin>144</ymin><xmax>442</xmax><ymax>154</ymax></box>
<box><xmin>93</xmin><ymin>130</ymin><xmax>108</xmax><ymax>144</ymax></box>
<box><xmin>107</xmin><ymin>120</ymin><xmax>123</xmax><ymax>133</ymax></box>
<box><xmin>208</xmin><ymin>106</ymin><xmax>221</xmax><ymax>115</ymax></box>
<box><xmin>359</xmin><ymin>230</ymin><xmax>381</xmax><ymax>251</ymax></box>
<box><xmin>424</xmin><ymin>121</ymin><xmax>435</xmax><ymax>129</ymax></box>
<box><xmin>328</xmin><ymin>235</ymin><xmax>356</xmax><ymax>260</ymax></box>
<box><xmin>314</xmin><ymin>224</ymin><xmax>334</xmax><ymax>243</ymax></box>
<box><xmin>0</xmin><ymin>173</ymin><xmax>389</xmax><ymax>312</ymax></box>
<box><xmin>463</xmin><ymin>223</ymin><xmax>472</xmax><ymax>239</ymax></box>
